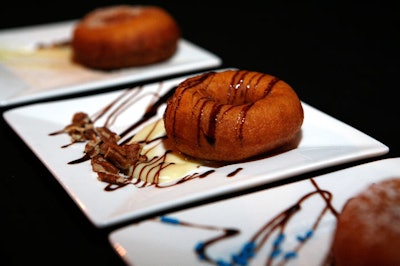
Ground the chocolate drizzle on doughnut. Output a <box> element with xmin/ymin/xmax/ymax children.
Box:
<box><xmin>206</xmin><ymin>104</ymin><xmax>223</xmax><ymax>145</ymax></box>
<box><xmin>169</xmin><ymin>72</ymin><xmax>213</xmax><ymax>144</ymax></box>
<box><xmin>163</xmin><ymin>69</ymin><xmax>303</xmax><ymax>162</ymax></box>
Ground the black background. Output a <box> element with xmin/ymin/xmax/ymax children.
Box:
<box><xmin>1</xmin><ymin>1</ymin><xmax>398</xmax><ymax>265</ymax></box>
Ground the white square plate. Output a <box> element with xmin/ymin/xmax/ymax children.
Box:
<box><xmin>0</xmin><ymin>21</ymin><xmax>221</xmax><ymax>106</ymax></box>
<box><xmin>109</xmin><ymin>157</ymin><xmax>400</xmax><ymax>266</ymax></box>
<box><xmin>3</xmin><ymin>71</ymin><xmax>388</xmax><ymax>227</ymax></box>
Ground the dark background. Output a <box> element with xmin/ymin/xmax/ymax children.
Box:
<box><xmin>1</xmin><ymin>2</ymin><xmax>398</xmax><ymax>265</ymax></box>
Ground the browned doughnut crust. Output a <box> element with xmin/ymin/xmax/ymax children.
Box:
<box><xmin>163</xmin><ymin>70</ymin><xmax>304</xmax><ymax>162</ymax></box>
<box><xmin>71</xmin><ymin>5</ymin><xmax>180</xmax><ymax>70</ymax></box>
<box><xmin>331</xmin><ymin>178</ymin><xmax>400</xmax><ymax>266</ymax></box>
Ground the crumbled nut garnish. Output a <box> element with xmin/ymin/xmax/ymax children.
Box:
<box><xmin>63</xmin><ymin>112</ymin><xmax>97</xmax><ymax>143</ymax></box>
<box><xmin>85</xmin><ymin>126</ymin><xmax>146</xmax><ymax>184</ymax></box>
<box><xmin>60</xmin><ymin>112</ymin><xmax>148</xmax><ymax>185</ymax></box>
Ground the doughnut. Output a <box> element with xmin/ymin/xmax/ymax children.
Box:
<box><xmin>330</xmin><ymin>178</ymin><xmax>400</xmax><ymax>266</ymax></box>
<box><xmin>163</xmin><ymin>70</ymin><xmax>304</xmax><ymax>162</ymax></box>
<box><xmin>71</xmin><ymin>5</ymin><xmax>180</xmax><ymax>70</ymax></box>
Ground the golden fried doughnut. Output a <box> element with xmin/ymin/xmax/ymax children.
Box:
<box><xmin>163</xmin><ymin>70</ymin><xmax>304</xmax><ymax>162</ymax></box>
<box><xmin>72</xmin><ymin>5</ymin><xmax>180</xmax><ymax>70</ymax></box>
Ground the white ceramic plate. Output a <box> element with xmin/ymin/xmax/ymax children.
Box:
<box><xmin>0</xmin><ymin>20</ymin><xmax>221</xmax><ymax>106</ymax></box>
<box><xmin>109</xmin><ymin>158</ymin><xmax>400</xmax><ymax>266</ymax></box>
<box><xmin>3</xmin><ymin>71</ymin><xmax>388</xmax><ymax>227</ymax></box>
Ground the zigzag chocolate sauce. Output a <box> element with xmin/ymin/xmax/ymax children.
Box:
<box><xmin>49</xmin><ymin>83</ymin><xmax>242</xmax><ymax>191</ymax></box>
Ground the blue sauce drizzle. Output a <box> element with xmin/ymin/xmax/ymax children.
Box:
<box><xmin>157</xmin><ymin>178</ymin><xmax>338</xmax><ymax>265</ymax></box>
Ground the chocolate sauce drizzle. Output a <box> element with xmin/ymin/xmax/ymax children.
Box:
<box><xmin>157</xmin><ymin>178</ymin><xmax>339</xmax><ymax>266</ymax></box>
<box><xmin>227</xmin><ymin>167</ymin><xmax>243</xmax><ymax>177</ymax></box>
<box><xmin>170</xmin><ymin>71</ymin><xmax>280</xmax><ymax>148</ymax></box>
<box><xmin>49</xmin><ymin>80</ymin><xmax>245</xmax><ymax>191</ymax></box>
<box><xmin>170</xmin><ymin>72</ymin><xmax>213</xmax><ymax>145</ymax></box>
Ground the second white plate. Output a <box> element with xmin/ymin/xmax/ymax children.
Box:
<box><xmin>3</xmin><ymin>71</ymin><xmax>388</xmax><ymax>227</ymax></box>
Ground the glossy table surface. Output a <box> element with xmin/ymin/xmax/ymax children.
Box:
<box><xmin>1</xmin><ymin>2</ymin><xmax>398</xmax><ymax>265</ymax></box>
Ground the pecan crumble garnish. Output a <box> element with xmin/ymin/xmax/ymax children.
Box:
<box><xmin>62</xmin><ymin>112</ymin><xmax>147</xmax><ymax>185</ymax></box>
<box><xmin>62</xmin><ymin>112</ymin><xmax>97</xmax><ymax>143</ymax></box>
<box><xmin>87</xmin><ymin>127</ymin><xmax>146</xmax><ymax>185</ymax></box>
